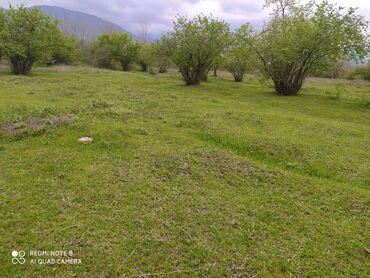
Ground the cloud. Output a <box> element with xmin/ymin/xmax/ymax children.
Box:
<box><xmin>1</xmin><ymin>0</ymin><xmax>369</xmax><ymax>35</ymax></box>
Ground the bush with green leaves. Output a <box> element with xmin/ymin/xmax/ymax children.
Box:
<box><xmin>49</xmin><ymin>34</ymin><xmax>79</xmax><ymax>65</ymax></box>
<box><xmin>88</xmin><ymin>40</ymin><xmax>113</xmax><ymax>69</ymax></box>
<box><xmin>224</xmin><ymin>23</ymin><xmax>255</xmax><ymax>82</ymax></box>
<box><xmin>164</xmin><ymin>15</ymin><xmax>231</xmax><ymax>85</ymax></box>
<box><xmin>249</xmin><ymin>0</ymin><xmax>369</xmax><ymax>95</ymax></box>
<box><xmin>0</xmin><ymin>5</ymin><xmax>61</xmax><ymax>75</ymax></box>
<box><xmin>311</xmin><ymin>61</ymin><xmax>352</xmax><ymax>79</ymax></box>
<box><xmin>96</xmin><ymin>32</ymin><xmax>140</xmax><ymax>71</ymax></box>
<box><xmin>138</xmin><ymin>43</ymin><xmax>154</xmax><ymax>72</ymax></box>
<box><xmin>363</xmin><ymin>62</ymin><xmax>370</xmax><ymax>81</ymax></box>
<box><xmin>348</xmin><ymin>61</ymin><xmax>370</xmax><ymax>81</ymax></box>
<box><xmin>137</xmin><ymin>42</ymin><xmax>171</xmax><ymax>74</ymax></box>
<box><xmin>154</xmin><ymin>35</ymin><xmax>173</xmax><ymax>74</ymax></box>
<box><xmin>137</xmin><ymin>43</ymin><xmax>158</xmax><ymax>74</ymax></box>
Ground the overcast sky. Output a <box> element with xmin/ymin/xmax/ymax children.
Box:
<box><xmin>1</xmin><ymin>0</ymin><xmax>370</xmax><ymax>35</ymax></box>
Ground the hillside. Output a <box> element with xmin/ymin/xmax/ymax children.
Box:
<box><xmin>33</xmin><ymin>5</ymin><xmax>131</xmax><ymax>41</ymax></box>
<box><xmin>0</xmin><ymin>66</ymin><xmax>369</xmax><ymax>276</ymax></box>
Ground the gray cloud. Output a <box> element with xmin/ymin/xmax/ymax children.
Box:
<box><xmin>2</xmin><ymin>0</ymin><xmax>370</xmax><ymax>36</ymax></box>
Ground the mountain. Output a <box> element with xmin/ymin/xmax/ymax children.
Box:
<box><xmin>32</xmin><ymin>5</ymin><xmax>131</xmax><ymax>41</ymax></box>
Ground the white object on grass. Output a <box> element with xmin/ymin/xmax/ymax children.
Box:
<box><xmin>78</xmin><ymin>137</ymin><xmax>93</xmax><ymax>143</ymax></box>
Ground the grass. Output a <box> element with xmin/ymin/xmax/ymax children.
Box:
<box><xmin>0</xmin><ymin>66</ymin><xmax>369</xmax><ymax>277</ymax></box>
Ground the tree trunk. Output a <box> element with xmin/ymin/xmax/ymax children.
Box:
<box><xmin>159</xmin><ymin>63</ymin><xmax>167</xmax><ymax>73</ymax></box>
<box><xmin>274</xmin><ymin>80</ymin><xmax>303</xmax><ymax>96</ymax></box>
<box><xmin>139</xmin><ymin>61</ymin><xmax>148</xmax><ymax>72</ymax></box>
<box><xmin>180</xmin><ymin>65</ymin><xmax>210</xmax><ymax>85</ymax></box>
<box><xmin>213</xmin><ymin>68</ymin><xmax>217</xmax><ymax>77</ymax></box>
<box><xmin>181</xmin><ymin>67</ymin><xmax>202</xmax><ymax>86</ymax></box>
<box><xmin>121</xmin><ymin>60</ymin><xmax>130</xmax><ymax>71</ymax></box>
<box><xmin>9</xmin><ymin>55</ymin><xmax>34</xmax><ymax>75</ymax></box>
<box><xmin>232</xmin><ymin>70</ymin><xmax>244</xmax><ymax>82</ymax></box>
<box><xmin>201</xmin><ymin>70</ymin><xmax>209</xmax><ymax>81</ymax></box>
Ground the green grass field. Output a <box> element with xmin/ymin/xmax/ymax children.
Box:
<box><xmin>0</xmin><ymin>66</ymin><xmax>369</xmax><ymax>277</ymax></box>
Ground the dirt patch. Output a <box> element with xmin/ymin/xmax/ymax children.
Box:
<box><xmin>1</xmin><ymin>116</ymin><xmax>74</xmax><ymax>135</ymax></box>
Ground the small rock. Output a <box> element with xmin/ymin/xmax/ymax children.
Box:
<box><xmin>78</xmin><ymin>137</ymin><xmax>93</xmax><ymax>143</ymax></box>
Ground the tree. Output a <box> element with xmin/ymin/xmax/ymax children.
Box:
<box><xmin>138</xmin><ymin>43</ymin><xmax>152</xmax><ymax>72</ymax></box>
<box><xmin>96</xmin><ymin>32</ymin><xmax>140</xmax><ymax>71</ymax></box>
<box><xmin>224</xmin><ymin>23</ymin><xmax>255</xmax><ymax>82</ymax></box>
<box><xmin>348</xmin><ymin>61</ymin><xmax>370</xmax><ymax>81</ymax></box>
<box><xmin>158</xmin><ymin>58</ymin><xmax>170</xmax><ymax>73</ymax></box>
<box><xmin>165</xmin><ymin>15</ymin><xmax>230</xmax><ymax>85</ymax></box>
<box><xmin>89</xmin><ymin>39</ymin><xmax>113</xmax><ymax>69</ymax></box>
<box><xmin>154</xmin><ymin>34</ymin><xmax>173</xmax><ymax>74</ymax></box>
<box><xmin>138</xmin><ymin>43</ymin><xmax>158</xmax><ymax>74</ymax></box>
<box><xmin>48</xmin><ymin>33</ymin><xmax>79</xmax><ymax>65</ymax></box>
<box><xmin>211</xmin><ymin>56</ymin><xmax>224</xmax><ymax>77</ymax></box>
<box><xmin>362</xmin><ymin>62</ymin><xmax>370</xmax><ymax>81</ymax></box>
<box><xmin>0</xmin><ymin>5</ymin><xmax>61</xmax><ymax>75</ymax></box>
<box><xmin>311</xmin><ymin>61</ymin><xmax>352</xmax><ymax>79</ymax></box>
<box><xmin>249</xmin><ymin>0</ymin><xmax>369</xmax><ymax>95</ymax></box>
<box><xmin>137</xmin><ymin>41</ymin><xmax>171</xmax><ymax>74</ymax></box>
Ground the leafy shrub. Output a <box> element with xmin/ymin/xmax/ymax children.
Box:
<box><xmin>0</xmin><ymin>5</ymin><xmax>62</xmax><ymax>74</ymax></box>
<box><xmin>224</xmin><ymin>23</ymin><xmax>255</xmax><ymax>82</ymax></box>
<box><xmin>248</xmin><ymin>0</ymin><xmax>369</xmax><ymax>95</ymax></box>
<box><xmin>162</xmin><ymin>15</ymin><xmax>231</xmax><ymax>85</ymax></box>
<box><xmin>95</xmin><ymin>32</ymin><xmax>140</xmax><ymax>71</ymax></box>
<box><xmin>49</xmin><ymin>34</ymin><xmax>79</xmax><ymax>65</ymax></box>
<box><xmin>347</xmin><ymin>62</ymin><xmax>370</xmax><ymax>81</ymax></box>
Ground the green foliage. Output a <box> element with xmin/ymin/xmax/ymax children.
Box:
<box><xmin>362</xmin><ymin>62</ymin><xmax>370</xmax><ymax>81</ymax></box>
<box><xmin>311</xmin><ymin>61</ymin><xmax>352</xmax><ymax>79</ymax></box>
<box><xmin>138</xmin><ymin>44</ymin><xmax>150</xmax><ymax>72</ymax></box>
<box><xmin>154</xmin><ymin>35</ymin><xmax>173</xmax><ymax>74</ymax></box>
<box><xmin>88</xmin><ymin>39</ymin><xmax>113</xmax><ymax>69</ymax></box>
<box><xmin>250</xmin><ymin>0</ymin><xmax>370</xmax><ymax>95</ymax></box>
<box><xmin>70</xmin><ymin>39</ymin><xmax>102</xmax><ymax>68</ymax></box>
<box><xmin>137</xmin><ymin>42</ymin><xmax>171</xmax><ymax>75</ymax></box>
<box><xmin>165</xmin><ymin>15</ymin><xmax>231</xmax><ymax>85</ymax></box>
<box><xmin>49</xmin><ymin>34</ymin><xmax>79</xmax><ymax>65</ymax></box>
<box><xmin>348</xmin><ymin>61</ymin><xmax>370</xmax><ymax>81</ymax></box>
<box><xmin>96</xmin><ymin>32</ymin><xmax>140</xmax><ymax>71</ymax></box>
<box><xmin>224</xmin><ymin>23</ymin><xmax>255</xmax><ymax>82</ymax></box>
<box><xmin>0</xmin><ymin>5</ymin><xmax>61</xmax><ymax>75</ymax></box>
<box><xmin>138</xmin><ymin>43</ymin><xmax>157</xmax><ymax>73</ymax></box>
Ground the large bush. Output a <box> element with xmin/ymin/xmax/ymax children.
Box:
<box><xmin>95</xmin><ymin>33</ymin><xmax>140</xmax><ymax>71</ymax></box>
<box><xmin>49</xmin><ymin>34</ymin><xmax>79</xmax><ymax>65</ymax></box>
<box><xmin>224</xmin><ymin>24</ymin><xmax>255</xmax><ymax>82</ymax></box>
<box><xmin>154</xmin><ymin>35</ymin><xmax>173</xmax><ymax>74</ymax></box>
<box><xmin>249</xmin><ymin>0</ymin><xmax>369</xmax><ymax>95</ymax></box>
<box><xmin>89</xmin><ymin>40</ymin><xmax>114</xmax><ymax>69</ymax></box>
<box><xmin>137</xmin><ymin>43</ymin><xmax>158</xmax><ymax>73</ymax></box>
<box><xmin>0</xmin><ymin>5</ymin><xmax>61</xmax><ymax>75</ymax></box>
<box><xmin>363</xmin><ymin>62</ymin><xmax>370</xmax><ymax>81</ymax></box>
<box><xmin>311</xmin><ymin>61</ymin><xmax>352</xmax><ymax>79</ymax></box>
<box><xmin>164</xmin><ymin>15</ymin><xmax>231</xmax><ymax>85</ymax></box>
<box><xmin>348</xmin><ymin>61</ymin><xmax>370</xmax><ymax>81</ymax></box>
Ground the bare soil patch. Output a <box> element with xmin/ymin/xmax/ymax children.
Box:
<box><xmin>1</xmin><ymin>115</ymin><xmax>74</xmax><ymax>135</ymax></box>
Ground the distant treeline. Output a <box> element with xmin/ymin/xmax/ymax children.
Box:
<box><xmin>0</xmin><ymin>1</ymin><xmax>369</xmax><ymax>95</ymax></box>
